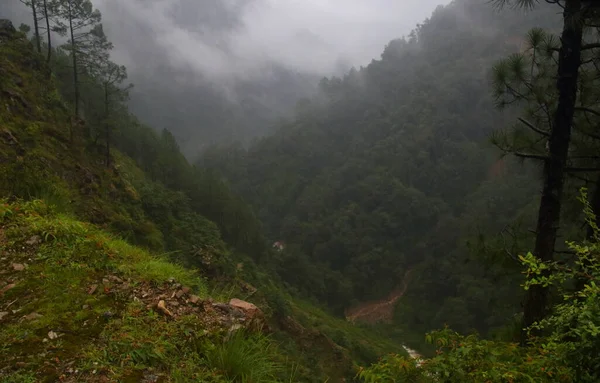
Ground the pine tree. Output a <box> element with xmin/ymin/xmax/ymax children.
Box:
<box><xmin>492</xmin><ymin>0</ymin><xmax>600</xmax><ymax>339</ymax></box>
<box><xmin>51</xmin><ymin>0</ymin><xmax>101</xmax><ymax>119</ymax></box>
<box><xmin>19</xmin><ymin>0</ymin><xmax>42</xmax><ymax>53</ymax></box>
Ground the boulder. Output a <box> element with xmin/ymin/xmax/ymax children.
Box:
<box><xmin>229</xmin><ymin>298</ymin><xmax>261</xmax><ymax>320</ymax></box>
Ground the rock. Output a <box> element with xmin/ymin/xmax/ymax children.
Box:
<box><xmin>181</xmin><ymin>287</ymin><xmax>191</xmax><ymax>294</ymax></box>
<box><xmin>157</xmin><ymin>300</ymin><xmax>173</xmax><ymax>317</ymax></box>
<box><xmin>23</xmin><ymin>312</ymin><xmax>42</xmax><ymax>321</ymax></box>
<box><xmin>175</xmin><ymin>290</ymin><xmax>185</xmax><ymax>299</ymax></box>
<box><xmin>213</xmin><ymin>303</ymin><xmax>232</xmax><ymax>313</ymax></box>
<box><xmin>240</xmin><ymin>281</ymin><xmax>258</xmax><ymax>295</ymax></box>
<box><xmin>47</xmin><ymin>331</ymin><xmax>59</xmax><ymax>340</ymax></box>
<box><xmin>0</xmin><ymin>312</ymin><xmax>8</xmax><ymax>320</ymax></box>
<box><xmin>87</xmin><ymin>284</ymin><xmax>98</xmax><ymax>295</ymax></box>
<box><xmin>229</xmin><ymin>298</ymin><xmax>261</xmax><ymax>319</ymax></box>
<box><xmin>12</xmin><ymin>263</ymin><xmax>25</xmax><ymax>271</ymax></box>
<box><xmin>189</xmin><ymin>295</ymin><xmax>200</xmax><ymax>304</ymax></box>
<box><xmin>1</xmin><ymin>129</ymin><xmax>20</xmax><ymax>146</ymax></box>
<box><xmin>25</xmin><ymin>235</ymin><xmax>41</xmax><ymax>245</ymax></box>
<box><xmin>0</xmin><ymin>20</ymin><xmax>15</xmax><ymax>37</ymax></box>
<box><xmin>0</xmin><ymin>283</ymin><xmax>16</xmax><ymax>295</ymax></box>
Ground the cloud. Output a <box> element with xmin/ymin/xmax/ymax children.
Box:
<box><xmin>94</xmin><ymin>0</ymin><xmax>446</xmax><ymax>80</ymax></box>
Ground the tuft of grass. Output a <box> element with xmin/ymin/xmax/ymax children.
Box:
<box><xmin>0</xmin><ymin>371</ymin><xmax>38</xmax><ymax>383</ymax></box>
<box><xmin>205</xmin><ymin>330</ymin><xmax>282</xmax><ymax>383</ymax></box>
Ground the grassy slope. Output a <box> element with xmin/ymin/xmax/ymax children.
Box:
<box><xmin>0</xmin><ymin>26</ymin><xmax>408</xmax><ymax>382</ymax></box>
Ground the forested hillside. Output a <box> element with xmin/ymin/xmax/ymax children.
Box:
<box><xmin>200</xmin><ymin>0</ymin><xmax>563</xmax><ymax>337</ymax></box>
<box><xmin>0</xmin><ymin>6</ymin><xmax>412</xmax><ymax>381</ymax></box>
<box><xmin>5</xmin><ymin>0</ymin><xmax>600</xmax><ymax>381</ymax></box>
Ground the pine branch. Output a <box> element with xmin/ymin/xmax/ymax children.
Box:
<box><xmin>518</xmin><ymin>117</ymin><xmax>550</xmax><ymax>136</ymax></box>
<box><xmin>575</xmin><ymin>107</ymin><xmax>600</xmax><ymax>117</ymax></box>
<box><xmin>581</xmin><ymin>43</ymin><xmax>600</xmax><ymax>51</ymax></box>
<box><xmin>514</xmin><ymin>152</ymin><xmax>549</xmax><ymax>160</ymax></box>
<box><xmin>565</xmin><ymin>167</ymin><xmax>600</xmax><ymax>172</ymax></box>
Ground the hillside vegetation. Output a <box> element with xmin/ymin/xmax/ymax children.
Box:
<box><xmin>0</xmin><ymin>19</ymin><xmax>406</xmax><ymax>382</ymax></box>
<box><xmin>200</xmin><ymin>0</ymin><xmax>560</xmax><ymax>337</ymax></box>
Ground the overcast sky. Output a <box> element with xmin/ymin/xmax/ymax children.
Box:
<box><xmin>4</xmin><ymin>0</ymin><xmax>447</xmax><ymax>79</ymax></box>
<box><xmin>92</xmin><ymin>0</ymin><xmax>447</xmax><ymax>79</ymax></box>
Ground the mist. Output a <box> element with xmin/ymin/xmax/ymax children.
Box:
<box><xmin>93</xmin><ymin>0</ymin><xmax>447</xmax><ymax>81</ymax></box>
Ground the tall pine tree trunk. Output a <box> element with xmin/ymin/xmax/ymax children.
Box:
<box><xmin>522</xmin><ymin>0</ymin><xmax>584</xmax><ymax>340</ymax></box>
<box><xmin>43</xmin><ymin>0</ymin><xmax>52</xmax><ymax>64</ymax></box>
<box><xmin>31</xmin><ymin>0</ymin><xmax>41</xmax><ymax>53</ymax></box>
<box><xmin>67</xmin><ymin>0</ymin><xmax>79</xmax><ymax>119</ymax></box>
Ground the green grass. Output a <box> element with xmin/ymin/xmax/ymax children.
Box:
<box><xmin>206</xmin><ymin>330</ymin><xmax>282</xmax><ymax>383</ymax></box>
<box><xmin>291</xmin><ymin>299</ymin><xmax>409</xmax><ymax>365</ymax></box>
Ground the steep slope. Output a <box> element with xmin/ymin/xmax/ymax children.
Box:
<box><xmin>199</xmin><ymin>0</ymin><xmax>560</xmax><ymax>337</ymax></box>
<box><xmin>0</xmin><ymin>20</ymin><xmax>410</xmax><ymax>382</ymax></box>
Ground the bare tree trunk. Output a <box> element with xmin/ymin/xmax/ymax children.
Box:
<box><xmin>31</xmin><ymin>0</ymin><xmax>41</xmax><ymax>53</ymax></box>
<box><xmin>522</xmin><ymin>0</ymin><xmax>583</xmax><ymax>342</ymax></box>
<box><xmin>67</xmin><ymin>0</ymin><xmax>79</xmax><ymax>119</ymax></box>
<box><xmin>104</xmin><ymin>84</ymin><xmax>110</xmax><ymax>167</ymax></box>
<box><xmin>43</xmin><ymin>0</ymin><xmax>52</xmax><ymax>64</ymax></box>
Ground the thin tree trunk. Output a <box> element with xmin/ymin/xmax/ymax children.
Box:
<box><xmin>67</xmin><ymin>0</ymin><xmax>79</xmax><ymax>119</ymax></box>
<box><xmin>43</xmin><ymin>0</ymin><xmax>52</xmax><ymax>64</ymax></box>
<box><xmin>522</xmin><ymin>0</ymin><xmax>584</xmax><ymax>342</ymax></box>
<box><xmin>104</xmin><ymin>84</ymin><xmax>110</xmax><ymax>167</ymax></box>
<box><xmin>31</xmin><ymin>0</ymin><xmax>41</xmax><ymax>53</ymax></box>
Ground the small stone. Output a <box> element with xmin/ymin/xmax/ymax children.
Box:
<box><xmin>175</xmin><ymin>290</ymin><xmax>185</xmax><ymax>299</ymax></box>
<box><xmin>157</xmin><ymin>300</ymin><xmax>173</xmax><ymax>317</ymax></box>
<box><xmin>82</xmin><ymin>304</ymin><xmax>89</xmax><ymax>309</ymax></box>
<box><xmin>189</xmin><ymin>295</ymin><xmax>200</xmax><ymax>304</ymax></box>
<box><xmin>12</xmin><ymin>263</ymin><xmax>25</xmax><ymax>271</ymax></box>
<box><xmin>181</xmin><ymin>287</ymin><xmax>191</xmax><ymax>294</ymax></box>
<box><xmin>25</xmin><ymin>235</ymin><xmax>41</xmax><ymax>245</ymax></box>
<box><xmin>0</xmin><ymin>283</ymin><xmax>16</xmax><ymax>295</ymax></box>
<box><xmin>48</xmin><ymin>331</ymin><xmax>58</xmax><ymax>340</ymax></box>
<box><xmin>87</xmin><ymin>284</ymin><xmax>98</xmax><ymax>295</ymax></box>
<box><xmin>23</xmin><ymin>312</ymin><xmax>42</xmax><ymax>321</ymax></box>
<box><xmin>169</xmin><ymin>301</ymin><xmax>179</xmax><ymax>307</ymax></box>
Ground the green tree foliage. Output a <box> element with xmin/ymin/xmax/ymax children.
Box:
<box><xmin>51</xmin><ymin>0</ymin><xmax>102</xmax><ymax>118</ymax></box>
<box><xmin>199</xmin><ymin>0</ymin><xmax>560</xmax><ymax>330</ymax></box>
<box><xmin>491</xmin><ymin>0</ymin><xmax>600</xmax><ymax>333</ymax></box>
<box><xmin>359</xmin><ymin>205</ymin><xmax>600</xmax><ymax>381</ymax></box>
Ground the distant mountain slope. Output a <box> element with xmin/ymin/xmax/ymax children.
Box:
<box><xmin>199</xmin><ymin>0</ymin><xmax>560</xmax><ymax>336</ymax></box>
<box><xmin>0</xmin><ymin>20</ymin><xmax>412</xmax><ymax>381</ymax></box>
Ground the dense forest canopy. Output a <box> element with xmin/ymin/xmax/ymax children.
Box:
<box><xmin>4</xmin><ymin>0</ymin><xmax>600</xmax><ymax>381</ymax></box>
<box><xmin>200</xmin><ymin>0</ymin><xmax>563</xmax><ymax>334</ymax></box>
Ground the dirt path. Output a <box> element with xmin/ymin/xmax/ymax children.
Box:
<box><xmin>345</xmin><ymin>269</ymin><xmax>412</xmax><ymax>324</ymax></box>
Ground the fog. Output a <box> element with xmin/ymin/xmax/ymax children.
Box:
<box><xmin>2</xmin><ymin>0</ymin><xmax>449</xmax><ymax>151</ymax></box>
<box><xmin>91</xmin><ymin>0</ymin><xmax>446</xmax><ymax>81</ymax></box>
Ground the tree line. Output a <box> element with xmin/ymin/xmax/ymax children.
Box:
<box><xmin>19</xmin><ymin>0</ymin><xmax>130</xmax><ymax>165</ymax></box>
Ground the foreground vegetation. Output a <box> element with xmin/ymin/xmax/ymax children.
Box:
<box><xmin>0</xmin><ymin>14</ymin><xmax>407</xmax><ymax>381</ymax></box>
<box><xmin>360</xmin><ymin>195</ymin><xmax>600</xmax><ymax>382</ymax></box>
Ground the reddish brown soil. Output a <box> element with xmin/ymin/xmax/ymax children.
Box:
<box><xmin>345</xmin><ymin>269</ymin><xmax>412</xmax><ymax>324</ymax></box>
